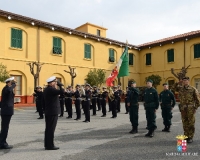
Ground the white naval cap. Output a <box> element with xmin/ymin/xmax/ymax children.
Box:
<box><xmin>5</xmin><ymin>77</ymin><xmax>14</xmax><ymax>83</ymax></box>
<box><xmin>46</xmin><ymin>76</ymin><xmax>56</xmax><ymax>83</ymax></box>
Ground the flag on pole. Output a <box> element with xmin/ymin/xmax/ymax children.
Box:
<box><xmin>106</xmin><ymin>46</ymin><xmax>129</xmax><ymax>86</ymax></box>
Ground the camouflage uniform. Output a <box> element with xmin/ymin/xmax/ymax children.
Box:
<box><xmin>159</xmin><ymin>89</ymin><xmax>176</xmax><ymax>131</ymax></box>
<box><xmin>172</xmin><ymin>83</ymin><xmax>200</xmax><ymax>139</ymax></box>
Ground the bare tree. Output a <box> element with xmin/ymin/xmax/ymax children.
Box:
<box><xmin>64</xmin><ymin>66</ymin><xmax>77</xmax><ymax>87</ymax></box>
<box><xmin>171</xmin><ymin>65</ymin><xmax>190</xmax><ymax>81</ymax></box>
<box><xmin>27</xmin><ymin>62</ymin><xmax>44</xmax><ymax>89</ymax></box>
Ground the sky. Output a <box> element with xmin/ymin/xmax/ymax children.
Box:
<box><xmin>1</xmin><ymin>0</ymin><xmax>200</xmax><ymax>45</ymax></box>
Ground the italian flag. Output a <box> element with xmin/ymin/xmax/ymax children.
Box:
<box><xmin>106</xmin><ymin>46</ymin><xmax>129</xmax><ymax>86</ymax></box>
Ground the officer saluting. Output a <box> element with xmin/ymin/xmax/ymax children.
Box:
<box><xmin>144</xmin><ymin>79</ymin><xmax>159</xmax><ymax>138</ymax></box>
<box><xmin>43</xmin><ymin>76</ymin><xmax>64</xmax><ymax>150</ymax></box>
<box><xmin>0</xmin><ymin>77</ymin><xmax>16</xmax><ymax>149</ymax></box>
<box><xmin>159</xmin><ymin>83</ymin><xmax>176</xmax><ymax>132</ymax></box>
<box><xmin>172</xmin><ymin>76</ymin><xmax>200</xmax><ymax>143</ymax></box>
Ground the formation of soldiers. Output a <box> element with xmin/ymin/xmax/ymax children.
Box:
<box><xmin>33</xmin><ymin>84</ymin><xmax>126</xmax><ymax>123</ymax></box>
<box><xmin>127</xmin><ymin>77</ymin><xmax>200</xmax><ymax>145</ymax></box>
<box><xmin>1</xmin><ymin>75</ymin><xmax>199</xmax><ymax>150</ymax></box>
<box><xmin>33</xmin><ymin>83</ymin><xmax>125</xmax><ymax>123</ymax></box>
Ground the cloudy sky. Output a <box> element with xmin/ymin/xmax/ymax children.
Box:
<box><xmin>1</xmin><ymin>0</ymin><xmax>200</xmax><ymax>45</ymax></box>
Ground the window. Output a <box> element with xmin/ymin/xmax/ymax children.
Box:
<box><xmin>97</xmin><ymin>29</ymin><xmax>101</xmax><ymax>36</ymax></box>
<box><xmin>84</xmin><ymin>44</ymin><xmax>91</xmax><ymax>59</ymax></box>
<box><xmin>167</xmin><ymin>49</ymin><xmax>174</xmax><ymax>62</ymax></box>
<box><xmin>10</xmin><ymin>75</ymin><xmax>22</xmax><ymax>95</ymax></box>
<box><xmin>194</xmin><ymin>44</ymin><xmax>200</xmax><ymax>58</ymax></box>
<box><xmin>195</xmin><ymin>78</ymin><xmax>200</xmax><ymax>92</ymax></box>
<box><xmin>11</xmin><ymin>28</ymin><xmax>22</xmax><ymax>48</ymax></box>
<box><xmin>129</xmin><ymin>53</ymin><xmax>134</xmax><ymax>65</ymax></box>
<box><xmin>53</xmin><ymin>37</ymin><xmax>62</xmax><ymax>54</ymax></box>
<box><xmin>109</xmin><ymin>49</ymin><xmax>115</xmax><ymax>62</ymax></box>
<box><xmin>146</xmin><ymin>53</ymin><xmax>151</xmax><ymax>65</ymax></box>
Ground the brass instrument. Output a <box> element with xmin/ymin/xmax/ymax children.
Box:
<box><xmin>79</xmin><ymin>86</ymin><xmax>85</xmax><ymax>96</ymax></box>
<box><xmin>108</xmin><ymin>87</ymin><xmax>114</xmax><ymax>101</ymax></box>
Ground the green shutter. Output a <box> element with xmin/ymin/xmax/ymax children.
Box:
<box><xmin>167</xmin><ymin>49</ymin><xmax>174</xmax><ymax>62</ymax></box>
<box><xmin>17</xmin><ymin>30</ymin><xmax>22</xmax><ymax>48</ymax></box>
<box><xmin>129</xmin><ymin>53</ymin><xmax>133</xmax><ymax>65</ymax></box>
<box><xmin>194</xmin><ymin>44</ymin><xmax>200</xmax><ymax>58</ymax></box>
<box><xmin>109</xmin><ymin>49</ymin><xmax>115</xmax><ymax>62</ymax></box>
<box><xmin>146</xmin><ymin>53</ymin><xmax>151</xmax><ymax>65</ymax></box>
<box><xmin>11</xmin><ymin>28</ymin><xmax>22</xmax><ymax>48</ymax></box>
<box><xmin>88</xmin><ymin>44</ymin><xmax>91</xmax><ymax>59</ymax></box>
<box><xmin>53</xmin><ymin>37</ymin><xmax>62</xmax><ymax>54</ymax></box>
<box><xmin>84</xmin><ymin>44</ymin><xmax>91</xmax><ymax>59</ymax></box>
<box><xmin>11</xmin><ymin>28</ymin><xmax>16</xmax><ymax>47</ymax></box>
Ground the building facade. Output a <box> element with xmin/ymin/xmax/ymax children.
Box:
<box><xmin>0</xmin><ymin>9</ymin><xmax>200</xmax><ymax>104</ymax></box>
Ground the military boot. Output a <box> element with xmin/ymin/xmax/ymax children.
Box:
<box><xmin>149</xmin><ymin>130</ymin><xmax>154</xmax><ymax>138</ymax></box>
<box><xmin>187</xmin><ymin>138</ymin><xmax>193</xmax><ymax>143</ymax></box>
<box><xmin>145</xmin><ymin>130</ymin><xmax>151</xmax><ymax>137</ymax></box>
<box><xmin>129</xmin><ymin>126</ymin><xmax>134</xmax><ymax>134</ymax></box>
<box><xmin>166</xmin><ymin>126</ymin><xmax>171</xmax><ymax>132</ymax></box>
<box><xmin>132</xmin><ymin>127</ymin><xmax>138</xmax><ymax>134</ymax></box>
<box><xmin>162</xmin><ymin>126</ymin><xmax>168</xmax><ymax>132</ymax></box>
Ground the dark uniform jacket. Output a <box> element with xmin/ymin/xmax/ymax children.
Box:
<box><xmin>127</xmin><ymin>87</ymin><xmax>139</xmax><ymax>106</ymax></box>
<box><xmin>113</xmin><ymin>90</ymin><xmax>120</xmax><ymax>101</ymax></box>
<box><xmin>43</xmin><ymin>86</ymin><xmax>64</xmax><ymax>115</ymax></box>
<box><xmin>118</xmin><ymin>89</ymin><xmax>122</xmax><ymax>100</ymax></box>
<box><xmin>92</xmin><ymin>90</ymin><xmax>98</xmax><ymax>98</ymax></box>
<box><xmin>101</xmin><ymin>91</ymin><xmax>108</xmax><ymax>100</ymax></box>
<box><xmin>159</xmin><ymin>90</ymin><xmax>176</xmax><ymax>108</ymax></box>
<box><xmin>144</xmin><ymin>87</ymin><xmax>159</xmax><ymax>109</ymax></box>
<box><xmin>65</xmin><ymin>91</ymin><xmax>74</xmax><ymax>99</ymax></box>
<box><xmin>83</xmin><ymin>90</ymin><xmax>91</xmax><ymax>101</ymax></box>
<box><xmin>74</xmin><ymin>90</ymin><xmax>80</xmax><ymax>99</ymax></box>
<box><xmin>0</xmin><ymin>83</ymin><xmax>16</xmax><ymax>115</ymax></box>
<box><xmin>34</xmin><ymin>91</ymin><xmax>44</xmax><ymax>107</ymax></box>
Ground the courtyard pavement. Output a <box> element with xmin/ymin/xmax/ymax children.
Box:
<box><xmin>0</xmin><ymin>103</ymin><xmax>199</xmax><ymax>160</ymax></box>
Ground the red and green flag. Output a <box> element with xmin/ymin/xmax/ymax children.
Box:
<box><xmin>106</xmin><ymin>46</ymin><xmax>129</xmax><ymax>86</ymax></box>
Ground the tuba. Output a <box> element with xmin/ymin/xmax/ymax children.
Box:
<box><xmin>108</xmin><ymin>87</ymin><xmax>114</xmax><ymax>101</ymax></box>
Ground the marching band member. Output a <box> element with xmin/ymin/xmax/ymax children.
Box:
<box><xmin>65</xmin><ymin>86</ymin><xmax>74</xmax><ymax>119</ymax></box>
<box><xmin>82</xmin><ymin>84</ymin><xmax>91</xmax><ymax>123</ymax></box>
<box><xmin>97</xmin><ymin>88</ymin><xmax>102</xmax><ymax>111</ymax></box>
<box><xmin>74</xmin><ymin>84</ymin><xmax>81</xmax><ymax>120</ymax></box>
<box><xmin>101</xmin><ymin>87</ymin><xmax>108</xmax><ymax>117</ymax></box>
<box><xmin>91</xmin><ymin>86</ymin><xmax>98</xmax><ymax>116</ymax></box>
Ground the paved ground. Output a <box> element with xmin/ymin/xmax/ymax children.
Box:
<box><xmin>0</xmin><ymin>103</ymin><xmax>199</xmax><ymax>160</ymax></box>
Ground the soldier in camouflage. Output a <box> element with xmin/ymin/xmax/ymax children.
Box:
<box><xmin>172</xmin><ymin>76</ymin><xmax>200</xmax><ymax>143</ymax></box>
<box><xmin>159</xmin><ymin>83</ymin><xmax>176</xmax><ymax>132</ymax></box>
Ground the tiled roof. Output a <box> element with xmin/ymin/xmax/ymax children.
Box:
<box><xmin>1</xmin><ymin>9</ymin><xmax>200</xmax><ymax>50</ymax></box>
<box><xmin>0</xmin><ymin>9</ymin><xmax>136</xmax><ymax>48</ymax></box>
<box><xmin>138</xmin><ymin>30</ymin><xmax>200</xmax><ymax>49</ymax></box>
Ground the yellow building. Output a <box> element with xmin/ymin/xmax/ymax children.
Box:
<box><xmin>0</xmin><ymin>9</ymin><xmax>200</xmax><ymax>104</ymax></box>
